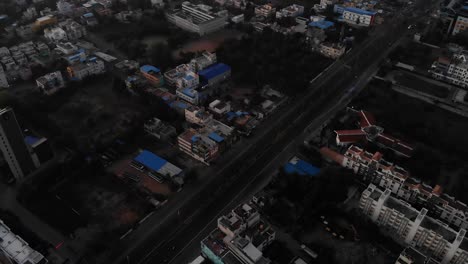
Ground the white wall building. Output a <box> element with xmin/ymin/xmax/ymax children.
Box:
<box><xmin>44</xmin><ymin>27</ymin><xmax>68</xmax><ymax>43</ymax></box>
<box><xmin>255</xmin><ymin>4</ymin><xmax>276</xmax><ymax>17</ymax></box>
<box><xmin>36</xmin><ymin>71</ymin><xmax>65</xmax><ymax>95</ymax></box>
<box><xmin>431</xmin><ymin>54</ymin><xmax>468</xmax><ymax>88</ymax></box>
<box><xmin>342</xmin><ymin>7</ymin><xmax>376</xmax><ymax>27</ymax></box>
<box><xmin>276</xmin><ymin>4</ymin><xmax>304</xmax><ymax>18</ymax></box>
<box><xmin>67</xmin><ymin>57</ymin><xmax>105</xmax><ymax>81</ymax></box>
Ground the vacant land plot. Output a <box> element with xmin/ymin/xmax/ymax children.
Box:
<box><xmin>393</xmin><ymin>71</ymin><xmax>450</xmax><ymax>98</ymax></box>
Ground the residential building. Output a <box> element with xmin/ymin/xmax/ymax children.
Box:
<box><xmin>319</xmin><ymin>42</ymin><xmax>346</xmax><ymax>59</ymax></box>
<box><xmin>360</xmin><ymin>184</ymin><xmax>468</xmax><ymax>264</ymax></box>
<box><xmin>185</xmin><ymin>106</ymin><xmax>213</xmax><ymax>126</ymax></box>
<box><xmin>0</xmin><ymin>219</ymin><xmax>46</xmax><ymax>264</ymax></box>
<box><xmin>452</xmin><ymin>14</ymin><xmax>468</xmax><ymax>35</ymax></box>
<box><xmin>176</xmin><ymin>87</ymin><xmax>200</xmax><ymax>105</ymax></box>
<box><xmin>140</xmin><ymin>65</ymin><xmax>164</xmax><ymax>87</ymax></box>
<box><xmin>0</xmin><ymin>108</ymin><xmax>37</xmax><ymax>181</ymax></box>
<box><xmin>430</xmin><ymin>54</ymin><xmax>468</xmax><ymax>88</ymax></box>
<box><xmin>57</xmin><ymin>0</ymin><xmax>74</xmax><ymax>15</ymax></box>
<box><xmin>56</xmin><ymin>42</ymin><xmax>79</xmax><ymax>55</ymax></box>
<box><xmin>44</xmin><ymin>27</ymin><xmax>68</xmax><ymax>43</ymax></box>
<box><xmin>0</xmin><ymin>65</ymin><xmax>8</xmax><ymax>88</ymax></box>
<box><xmin>81</xmin><ymin>12</ymin><xmax>98</xmax><ymax>26</ymax></box>
<box><xmin>178</xmin><ymin>128</ymin><xmax>219</xmax><ymax>165</ymax></box>
<box><xmin>164</xmin><ymin>64</ymin><xmax>199</xmax><ymax>88</ymax></box>
<box><xmin>255</xmin><ymin>4</ymin><xmax>276</xmax><ymax>17</ymax></box>
<box><xmin>67</xmin><ymin>57</ymin><xmax>105</xmax><ymax>81</ymax></box>
<box><xmin>33</xmin><ymin>15</ymin><xmax>57</xmax><ymax>31</ymax></box>
<box><xmin>190</xmin><ymin>51</ymin><xmax>217</xmax><ymax>72</ymax></box>
<box><xmin>320</xmin><ymin>0</ymin><xmax>336</xmax><ymax>8</ymax></box>
<box><xmin>166</xmin><ymin>1</ymin><xmax>228</xmax><ymax>36</ymax></box>
<box><xmin>201</xmin><ymin>202</ymin><xmax>275</xmax><ymax>264</ymax></box>
<box><xmin>36</xmin><ymin>71</ymin><xmax>65</xmax><ymax>95</ymax></box>
<box><xmin>198</xmin><ymin>63</ymin><xmax>231</xmax><ymax>86</ymax></box>
<box><xmin>115</xmin><ymin>10</ymin><xmax>143</xmax><ymax>23</ymax></box>
<box><xmin>396</xmin><ymin>247</ymin><xmax>439</xmax><ymax>264</ymax></box>
<box><xmin>15</xmin><ymin>25</ymin><xmax>34</xmax><ymax>39</ymax></box>
<box><xmin>342</xmin><ymin>7</ymin><xmax>376</xmax><ymax>27</ymax></box>
<box><xmin>232</xmin><ymin>14</ymin><xmax>244</xmax><ymax>23</ymax></box>
<box><xmin>144</xmin><ymin>117</ymin><xmax>176</xmax><ymax>140</ymax></box>
<box><xmin>22</xmin><ymin>7</ymin><xmax>38</xmax><ymax>20</ymax></box>
<box><xmin>275</xmin><ymin>4</ymin><xmax>304</xmax><ymax>18</ymax></box>
<box><xmin>58</xmin><ymin>19</ymin><xmax>87</xmax><ymax>40</ymax></box>
<box><xmin>209</xmin><ymin>99</ymin><xmax>231</xmax><ymax>116</ymax></box>
<box><xmin>334</xmin><ymin>110</ymin><xmax>413</xmax><ymax>157</ymax></box>
<box><xmin>24</xmin><ymin>136</ymin><xmax>53</xmax><ymax>167</ymax></box>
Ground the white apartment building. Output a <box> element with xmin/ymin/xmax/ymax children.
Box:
<box><xmin>319</xmin><ymin>42</ymin><xmax>346</xmax><ymax>59</ymax></box>
<box><xmin>67</xmin><ymin>57</ymin><xmax>105</xmax><ymax>81</ymax></box>
<box><xmin>190</xmin><ymin>51</ymin><xmax>217</xmax><ymax>72</ymax></box>
<box><xmin>209</xmin><ymin>99</ymin><xmax>231</xmax><ymax>115</ymax></box>
<box><xmin>58</xmin><ymin>19</ymin><xmax>87</xmax><ymax>40</ymax></box>
<box><xmin>276</xmin><ymin>4</ymin><xmax>304</xmax><ymax>18</ymax></box>
<box><xmin>255</xmin><ymin>4</ymin><xmax>276</xmax><ymax>17</ymax></box>
<box><xmin>452</xmin><ymin>15</ymin><xmax>468</xmax><ymax>36</ymax></box>
<box><xmin>36</xmin><ymin>71</ymin><xmax>65</xmax><ymax>95</ymax></box>
<box><xmin>431</xmin><ymin>54</ymin><xmax>468</xmax><ymax>88</ymax></box>
<box><xmin>44</xmin><ymin>27</ymin><xmax>68</xmax><ymax>43</ymax></box>
<box><xmin>360</xmin><ymin>184</ymin><xmax>468</xmax><ymax>264</ymax></box>
<box><xmin>164</xmin><ymin>64</ymin><xmax>199</xmax><ymax>88</ymax></box>
<box><xmin>0</xmin><ymin>65</ymin><xmax>8</xmax><ymax>88</ymax></box>
<box><xmin>166</xmin><ymin>2</ymin><xmax>228</xmax><ymax>36</ymax></box>
<box><xmin>342</xmin><ymin>7</ymin><xmax>376</xmax><ymax>27</ymax></box>
<box><xmin>0</xmin><ymin>219</ymin><xmax>46</xmax><ymax>264</ymax></box>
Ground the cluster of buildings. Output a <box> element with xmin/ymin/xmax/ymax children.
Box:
<box><xmin>0</xmin><ymin>219</ymin><xmax>46</xmax><ymax>264</ymax></box>
<box><xmin>166</xmin><ymin>1</ymin><xmax>229</xmax><ymax>36</ymax></box>
<box><xmin>430</xmin><ymin>53</ymin><xmax>468</xmax><ymax>88</ymax></box>
<box><xmin>201</xmin><ymin>200</ymin><xmax>276</xmax><ymax>264</ymax></box>
<box><xmin>0</xmin><ymin>41</ymin><xmax>50</xmax><ymax>88</ymax></box>
<box><xmin>44</xmin><ymin>19</ymin><xmax>87</xmax><ymax>43</ymax></box>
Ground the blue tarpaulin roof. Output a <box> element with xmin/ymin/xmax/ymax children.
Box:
<box><xmin>24</xmin><ymin>136</ymin><xmax>40</xmax><ymax>146</ymax></box>
<box><xmin>344</xmin><ymin>7</ymin><xmax>377</xmax><ymax>16</ymax></box>
<box><xmin>141</xmin><ymin>65</ymin><xmax>160</xmax><ymax>74</ymax></box>
<box><xmin>284</xmin><ymin>159</ymin><xmax>320</xmax><ymax>176</ymax></box>
<box><xmin>134</xmin><ymin>150</ymin><xmax>167</xmax><ymax>172</ymax></box>
<box><xmin>308</xmin><ymin>20</ymin><xmax>334</xmax><ymax>29</ymax></box>
<box><xmin>208</xmin><ymin>132</ymin><xmax>224</xmax><ymax>143</ymax></box>
<box><xmin>198</xmin><ymin>63</ymin><xmax>231</xmax><ymax>81</ymax></box>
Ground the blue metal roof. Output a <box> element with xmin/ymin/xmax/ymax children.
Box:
<box><xmin>83</xmin><ymin>12</ymin><xmax>94</xmax><ymax>18</ymax></box>
<box><xmin>208</xmin><ymin>132</ymin><xmax>224</xmax><ymax>143</ymax></box>
<box><xmin>344</xmin><ymin>7</ymin><xmax>376</xmax><ymax>16</ymax></box>
<box><xmin>182</xmin><ymin>88</ymin><xmax>196</xmax><ymax>98</ymax></box>
<box><xmin>141</xmin><ymin>65</ymin><xmax>161</xmax><ymax>74</ymax></box>
<box><xmin>308</xmin><ymin>20</ymin><xmax>334</xmax><ymax>29</ymax></box>
<box><xmin>24</xmin><ymin>136</ymin><xmax>40</xmax><ymax>146</ymax></box>
<box><xmin>184</xmin><ymin>75</ymin><xmax>195</xmax><ymax>81</ymax></box>
<box><xmin>284</xmin><ymin>159</ymin><xmax>320</xmax><ymax>176</ymax></box>
<box><xmin>198</xmin><ymin>63</ymin><xmax>231</xmax><ymax>81</ymax></box>
<box><xmin>134</xmin><ymin>150</ymin><xmax>167</xmax><ymax>172</ymax></box>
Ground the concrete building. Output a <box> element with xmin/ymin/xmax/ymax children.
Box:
<box><xmin>144</xmin><ymin>117</ymin><xmax>176</xmax><ymax>140</ymax></box>
<box><xmin>133</xmin><ymin>150</ymin><xmax>184</xmax><ymax>184</ymax></box>
<box><xmin>57</xmin><ymin>0</ymin><xmax>74</xmax><ymax>15</ymax></box>
<box><xmin>452</xmin><ymin>14</ymin><xmax>468</xmax><ymax>35</ymax></box>
<box><xmin>0</xmin><ymin>219</ymin><xmax>46</xmax><ymax>264</ymax></box>
<box><xmin>342</xmin><ymin>7</ymin><xmax>376</xmax><ymax>27</ymax></box>
<box><xmin>396</xmin><ymin>247</ymin><xmax>439</xmax><ymax>264</ymax></box>
<box><xmin>319</xmin><ymin>42</ymin><xmax>346</xmax><ymax>59</ymax></box>
<box><xmin>67</xmin><ymin>57</ymin><xmax>105</xmax><ymax>81</ymax></box>
<box><xmin>319</xmin><ymin>0</ymin><xmax>336</xmax><ymax>8</ymax></box>
<box><xmin>58</xmin><ymin>19</ymin><xmax>87</xmax><ymax>40</ymax></box>
<box><xmin>0</xmin><ymin>108</ymin><xmax>37</xmax><ymax>181</ymax></box>
<box><xmin>275</xmin><ymin>4</ymin><xmax>304</xmax><ymax>18</ymax></box>
<box><xmin>255</xmin><ymin>4</ymin><xmax>276</xmax><ymax>17</ymax></box>
<box><xmin>198</xmin><ymin>63</ymin><xmax>231</xmax><ymax>87</ymax></box>
<box><xmin>178</xmin><ymin>128</ymin><xmax>219</xmax><ymax>165</ymax></box>
<box><xmin>33</xmin><ymin>15</ymin><xmax>57</xmax><ymax>31</ymax></box>
<box><xmin>431</xmin><ymin>54</ymin><xmax>468</xmax><ymax>88</ymax></box>
<box><xmin>190</xmin><ymin>51</ymin><xmax>217</xmax><ymax>72</ymax></box>
<box><xmin>44</xmin><ymin>27</ymin><xmax>67</xmax><ymax>43</ymax></box>
<box><xmin>360</xmin><ymin>184</ymin><xmax>468</xmax><ymax>264</ymax></box>
<box><xmin>185</xmin><ymin>106</ymin><xmax>213</xmax><ymax>126</ymax></box>
<box><xmin>164</xmin><ymin>64</ymin><xmax>199</xmax><ymax>89</ymax></box>
<box><xmin>0</xmin><ymin>65</ymin><xmax>8</xmax><ymax>88</ymax></box>
<box><xmin>22</xmin><ymin>7</ymin><xmax>38</xmax><ymax>20</ymax></box>
<box><xmin>140</xmin><ymin>65</ymin><xmax>164</xmax><ymax>87</ymax></box>
<box><xmin>201</xmin><ymin>202</ymin><xmax>275</xmax><ymax>264</ymax></box>
<box><xmin>166</xmin><ymin>1</ymin><xmax>228</xmax><ymax>36</ymax></box>
<box><xmin>36</xmin><ymin>71</ymin><xmax>65</xmax><ymax>95</ymax></box>
<box><xmin>15</xmin><ymin>25</ymin><xmax>34</xmax><ymax>39</ymax></box>
<box><xmin>209</xmin><ymin>99</ymin><xmax>231</xmax><ymax>116</ymax></box>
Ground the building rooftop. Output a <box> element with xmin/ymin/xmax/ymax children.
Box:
<box><xmin>284</xmin><ymin>157</ymin><xmax>320</xmax><ymax>176</ymax></box>
<box><xmin>199</xmin><ymin>63</ymin><xmax>231</xmax><ymax>81</ymax></box>
<box><xmin>0</xmin><ymin>220</ymin><xmax>45</xmax><ymax>264</ymax></box>
<box><xmin>344</xmin><ymin>7</ymin><xmax>377</xmax><ymax>16</ymax></box>
<box><xmin>141</xmin><ymin>65</ymin><xmax>161</xmax><ymax>74</ymax></box>
<box><xmin>308</xmin><ymin>20</ymin><xmax>334</xmax><ymax>29</ymax></box>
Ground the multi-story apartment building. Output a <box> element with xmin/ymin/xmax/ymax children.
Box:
<box><xmin>58</xmin><ymin>19</ymin><xmax>87</xmax><ymax>40</ymax></box>
<box><xmin>44</xmin><ymin>27</ymin><xmax>68</xmax><ymax>43</ymax></box>
<box><xmin>395</xmin><ymin>247</ymin><xmax>439</xmax><ymax>264</ymax></box>
<box><xmin>275</xmin><ymin>4</ymin><xmax>304</xmax><ymax>18</ymax></box>
<box><xmin>67</xmin><ymin>57</ymin><xmax>105</xmax><ymax>81</ymax></box>
<box><xmin>190</xmin><ymin>51</ymin><xmax>217</xmax><ymax>72</ymax></box>
<box><xmin>144</xmin><ymin>117</ymin><xmax>176</xmax><ymax>140</ymax></box>
<box><xmin>342</xmin><ymin>7</ymin><xmax>376</xmax><ymax>27</ymax></box>
<box><xmin>166</xmin><ymin>1</ymin><xmax>228</xmax><ymax>36</ymax></box>
<box><xmin>319</xmin><ymin>42</ymin><xmax>346</xmax><ymax>59</ymax></box>
<box><xmin>201</xmin><ymin>202</ymin><xmax>275</xmax><ymax>264</ymax></box>
<box><xmin>178</xmin><ymin>128</ymin><xmax>219</xmax><ymax>165</ymax></box>
<box><xmin>319</xmin><ymin>0</ymin><xmax>336</xmax><ymax>9</ymax></box>
<box><xmin>0</xmin><ymin>219</ymin><xmax>46</xmax><ymax>264</ymax></box>
<box><xmin>164</xmin><ymin>64</ymin><xmax>199</xmax><ymax>88</ymax></box>
<box><xmin>255</xmin><ymin>4</ymin><xmax>276</xmax><ymax>17</ymax></box>
<box><xmin>140</xmin><ymin>65</ymin><xmax>164</xmax><ymax>87</ymax></box>
<box><xmin>360</xmin><ymin>184</ymin><xmax>468</xmax><ymax>264</ymax></box>
<box><xmin>0</xmin><ymin>108</ymin><xmax>37</xmax><ymax>181</ymax></box>
<box><xmin>36</xmin><ymin>71</ymin><xmax>65</xmax><ymax>95</ymax></box>
<box><xmin>430</xmin><ymin>54</ymin><xmax>468</xmax><ymax>88</ymax></box>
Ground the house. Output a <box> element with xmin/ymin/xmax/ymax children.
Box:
<box><xmin>276</xmin><ymin>4</ymin><xmax>304</xmax><ymax>18</ymax></box>
<box><xmin>319</xmin><ymin>42</ymin><xmax>346</xmax><ymax>59</ymax></box>
<box><xmin>140</xmin><ymin>65</ymin><xmax>164</xmax><ymax>87</ymax></box>
<box><xmin>144</xmin><ymin>118</ymin><xmax>176</xmax><ymax>140</ymax></box>
<box><xmin>178</xmin><ymin>128</ymin><xmax>219</xmax><ymax>165</ymax></box>
<box><xmin>255</xmin><ymin>3</ymin><xmax>276</xmax><ymax>17</ymax></box>
<box><xmin>67</xmin><ymin>57</ymin><xmax>105</xmax><ymax>81</ymax></box>
<box><xmin>36</xmin><ymin>71</ymin><xmax>65</xmax><ymax>95</ymax></box>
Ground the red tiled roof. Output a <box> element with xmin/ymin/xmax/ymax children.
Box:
<box><xmin>359</xmin><ymin>110</ymin><xmax>376</xmax><ymax>128</ymax></box>
<box><xmin>335</xmin><ymin>129</ymin><xmax>366</xmax><ymax>135</ymax></box>
<box><xmin>337</xmin><ymin>134</ymin><xmax>367</xmax><ymax>144</ymax></box>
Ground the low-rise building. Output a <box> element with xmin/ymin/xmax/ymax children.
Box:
<box><xmin>58</xmin><ymin>19</ymin><xmax>87</xmax><ymax>40</ymax></box>
<box><xmin>430</xmin><ymin>54</ymin><xmax>468</xmax><ymax>88</ymax></box>
<box><xmin>276</xmin><ymin>4</ymin><xmax>304</xmax><ymax>18</ymax></box>
<box><xmin>36</xmin><ymin>71</ymin><xmax>65</xmax><ymax>95</ymax></box>
<box><xmin>319</xmin><ymin>42</ymin><xmax>346</xmax><ymax>59</ymax></box>
<box><xmin>342</xmin><ymin>7</ymin><xmax>376</xmax><ymax>27</ymax></box>
<box><xmin>144</xmin><ymin>117</ymin><xmax>176</xmax><ymax>140</ymax></box>
<box><xmin>140</xmin><ymin>65</ymin><xmax>164</xmax><ymax>87</ymax></box>
<box><xmin>185</xmin><ymin>106</ymin><xmax>213</xmax><ymax>126</ymax></box>
<box><xmin>201</xmin><ymin>202</ymin><xmax>275</xmax><ymax>264</ymax></box>
<box><xmin>232</xmin><ymin>14</ymin><xmax>244</xmax><ymax>23</ymax></box>
<box><xmin>0</xmin><ymin>219</ymin><xmax>46</xmax><ymax>264</ymax></box>
<box><xmin>178</xmin><ymin>128</ymin><xmax>219</xmax><ymax>165</ymax></box>
<box><xmin>209</xmin><ymin>99</ymin><xmax>231</xmax><ymax>116</ymax></box>
<box><xmin>255</xmin><ymin>4</ymin><xmax>276</xmax><ymax>18</ymax></box>
<box><xmin>360</xmin><ymin>184</ymin><xmax>468</xmax><ymax>264</ymax></box>
<box><xmin>198</xmin><ymin>63</ymin><xmax>231</xmax><ymax>87</ymax></box>
<box><xmin>166</xmin><ymin>1</ymin><xmax>228</xmax><ymax>36</ymax></box>
<box><xmin>44</xmin><ymin>27</ymin><xmax>67</xmax><ymax>43</ymax></box>
<box><xmin>164</xmin><ymin>64</ymin><xmax>199</xmax><ymax>89</ymax></box>
<box><xmin>67</xmin><ymin>57</ymin><xmax>105</xmax><ymax>81</ymax></box>
<box><xmin>133</xmin><ymin>150</ymin><xmax>184</xmax><ymax>184</ymax></box>
<box><xmin>81</xmin><ymin>12</ymin><xmax>98</xmax><ymax>26</ymax></box>
<box><xmin>33</xmin><ymin>15</ymin><xmax>57</xmax><ymax>31</ymax></box>
<box><xmin>190</xmin><ymin>51</ymin><xmax>217</xmax><ymax>72</ymax></box>
<box><xmin>395</xmin><ymin>247</ymin><xmax>439</xmax><ymax>264</ymax></box>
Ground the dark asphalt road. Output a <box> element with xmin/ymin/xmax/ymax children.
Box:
<box><xmin>104</xmin><ymin>1</ymin><xmax>435</xmax><ymax>263</ymax></box>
